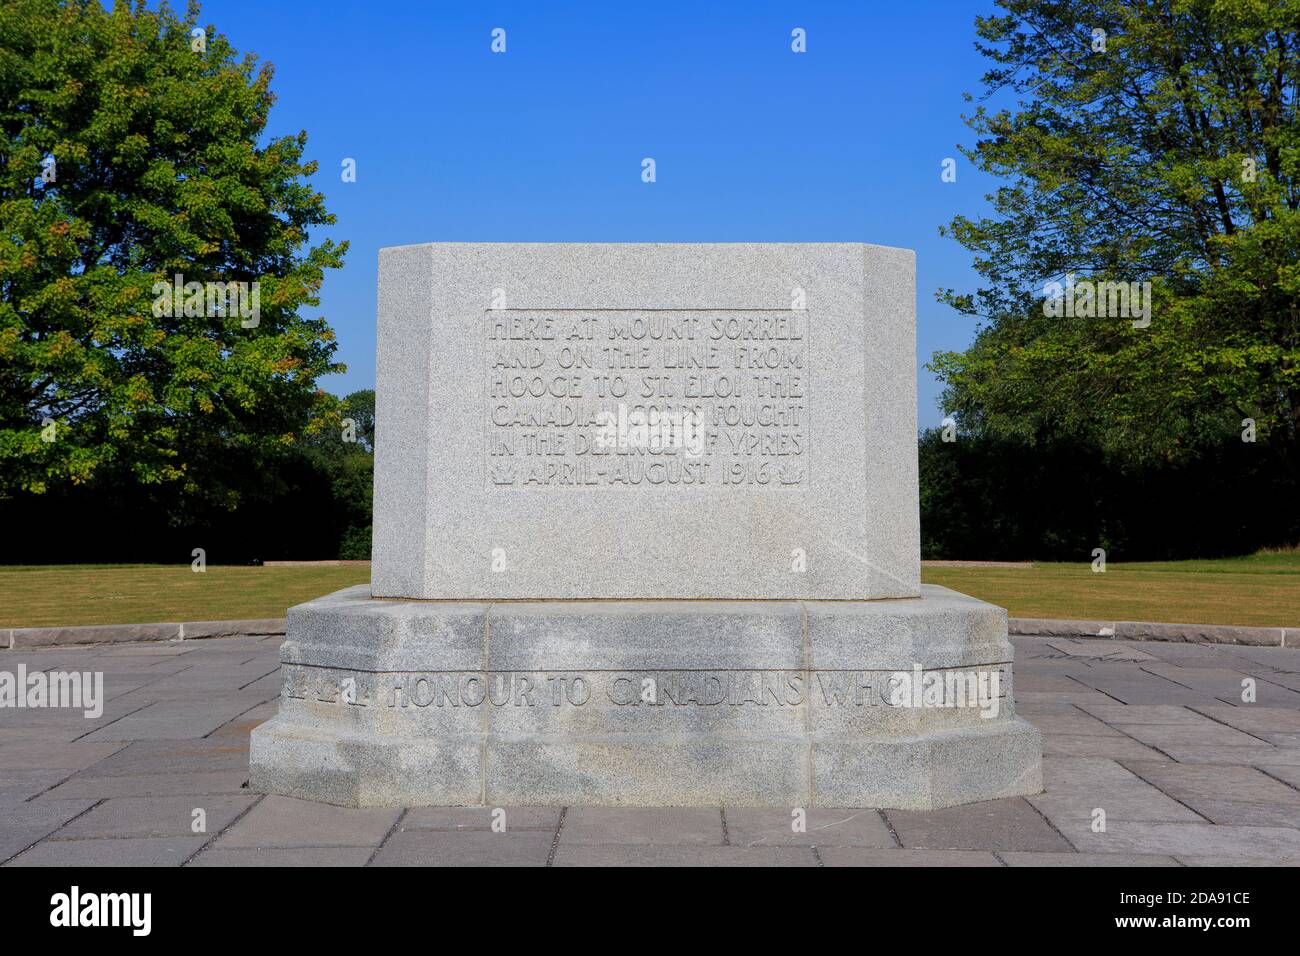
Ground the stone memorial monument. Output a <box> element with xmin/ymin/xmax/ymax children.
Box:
<box><xmin>250</xmin><ymin>243</ymin><xmax>1042</xmax><ymax>808</ymax></box>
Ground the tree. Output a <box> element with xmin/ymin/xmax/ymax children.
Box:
<box><xmin>0</xmin><ymin>0</ymin><xmax>347</xmax><ymax>507</ymax></box>
<box><xmin>304</xmin><ymin>388</ymin><xmax>373</xmax><ymax>559</ymax></box>
<box><xmin>0</xmin><ymin>385</ymin><xmax>376</xmax><ymax>563</ymax></box>
<box><xmin>917</xmin><ymin>425</ymin><xmax>1295</xmax><ymax>560</ymax></box>
<box><xmin>339</xmin><ymin>388</ymin><xmax>374</xmax><ymax>452</ymax></box>
<box><xmin>933</xmin><ymin>0</ymin><xmax>1300</xmax><ymax>484</ymax></box>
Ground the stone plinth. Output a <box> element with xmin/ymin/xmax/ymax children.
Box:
<box><xmin>249</xmin><ymin>585</ymin><xmax>1041</xmax><ymax>808</ymax></box>
<box><xmin>251</xmin><ymin>241</ymin><xmax>1042</xmax><ymax>811</ymax></box>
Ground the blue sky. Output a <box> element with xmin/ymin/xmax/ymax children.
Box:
<box><xmin>199</xmin><ymin>0</ymin><xmax>1004</xmax><ymax>421</ymax></box>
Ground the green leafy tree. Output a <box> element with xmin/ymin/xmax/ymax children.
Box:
<box><xmin>340</xmin><ymin>387</ymin><xmax>374</xmax><ymax>452</ymax></box>
<box><xmin>933</xmin><ymin>0</ymin><xmax>1300</xmax><ymax>480</ymax></box>
<box><xmin>304</xmin><ymin>388</ymin><xmax>373</xmax><ymax>558</ymax></box>
<box><xmin>0</xmin><ymin>0</ymin><xmax>346</xmax><ymax>505</ymax></box>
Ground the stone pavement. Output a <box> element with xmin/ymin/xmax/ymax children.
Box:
<box><xmin>2</xmin><ymin>633</ymin><xmax>1299</xmax><ymax>866</ymax></box>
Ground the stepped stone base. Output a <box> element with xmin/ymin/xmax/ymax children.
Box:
<box><xmin>249</xmin><ymin>585</ymin><xmax>1042</xmax><ymax>809</ymax></box>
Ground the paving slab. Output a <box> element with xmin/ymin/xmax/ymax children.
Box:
<box><xmin>1155</xmin><ymin>746</ymin><xmax>1300</xmax><ymax>766</ymax></box>
<box><xmin>1260</xmin><ymin>765</ymin><xmax>1300</xmax><ymax>788</ymax></box>
<box><xmin>1015</xmin><ymin>658</ymin><xmax>1100</xmax><ymax>676</ymax></box>
<box><xmin>559</xmin><ymin>808</ymin><xmax>724</xmax><ymax>846</ymax></box>
<box><xmin>1067</xmin><ymin>680</ymin><xmax>1216</xmax><ymax>707</ymax></box>
<box><xmin>207</xmin><ymin>703</ymin><xmax>277</xmax><ymax>740</ymax></box>
<box><xmin>1230</xmin><ymin>679</ymin><xmax>1300</xmax><ymax>707</ymax></box>
<box><xmin>1258</xmin><ymin>732</ymin><xmax>1300</xmax><ymax>747</ymax></box>
<box><xmin>1029</xmin><ymin>789</ymin><xmax>1204</xmax><ymax>830</ymax></box>
<box><xmin>1041</xmin><ymin>735</ymin><xmax>1170</xmax><ymax>761</ymax></box>
<box><xmin>1000</xmin><ymin>852</ymin><xmax>1178</xmax><ymax>867</ymax></box>
<box><xmin>39</xmin><ymin>770</ymin><xmax>251</xmax><ymax>799</ymax></box>
<box><xmin>1178</xmin><ymin>800</ymin><xmax>1300</xmax><ymax>827</ymax></box>
<box><xmin>1042</xmin><ymin>640</ymin><xmax>1158</xmax><ymax>662</ymax></box>
<box><xmin>1016</xmin><ymin>674</ymin><xmax>1093</xmax><ymax>692</ymax></box>
<box><xmin>79</xmin><ymin>739</ymin><xmax>251</xmax><ymax>777</ymax></box>
<box><xmin>1138</xmin><ymin>664</ymin><xmax>1260</xmax><ymax>697</ymax></box>
<box><xmin>884</xmin><ymin>797</ymin><xmax>1072</xmax><ymax>852</ymax></box>
<box><xmin>1040</xmin><ymin>755</ymin><xmax>1146</xmax><ymax>788</ymax></box>
<box><xmin>1016</xmin><ymin>701</ymin><xmax>1099</xmax><ymax>717</ymax></box>
<box><xmin>1215</xmin><ymin>646</ymin><xmax>1300</xmax><ymax>667</ymax></box>
<box><xmin>1175</xmin><ymin>855</ymin><xmax>1300</xmax><ymax>867</ymax></box>
<box><xmin>1191</xmin><ymin>705</ymin><xmax>1300</xmax><ymax>734</ymax></box>
<box><xmin>79</xmin><ymin>697</ymin><xmax>272</xmax><ymax>741</ymax></box>
<box><xmin>370</xmin><ymin>830</ymin><xmax>554</xmax><ymax>867</ymax></box>
<box><xmin>0</xmin><ymin>728</ymin><xmax>77</xmax><ymax>746</ymax></box>
<box><xmin>819</xmin><ymin>848</ymin><xmax>1000</xmax><ymax>866</ymax></box>
<box><xmin>97</xmin><ymin>644</ymin><xmax>189</xmax><ymax>658</ymax></box>
<box><xmin>0</xmin><ymin>740</ymin><xmax>127</xmax><ymax>771</ymax></box>
<box><xmin>4</xmin><ymin>836</ymin><xmax>207</xmax><ymax>866</ymax></box>
<box><xmin>188</xmin><ymin>846</ymin><xmax>375</xmax><ymax>867</ymax></box>
<box><xmin>724</xmin><ymin>808</ymin><xmax>895</xmax><ymax>848</ymax></box>
<box><xmin>1024</xmin><ymin>714</ymin><xmax>1125</xmax><ymax>737</ymax></box>
<box><xmin>1114</xmin><ymin>722</ymin><xmax>1269</xmax><ymax>749</ymax></box>
<box><xmin>1128</xmin><ymin>644</ymin><xmax>1248</xmax><ymax>667</ymax></box>
<box><xmin>232</xmin><ymin>675</ymin><xmax>281</xmax><ymax>700</ymax></box>
<box><xmin>1067</xmin><ymin>822</ymin><xmax>1300</xmax><ymax>863</ymax></box>
<box><xmin>552</xmin><ymin>845</ymin><xmax>816</xmax><ymax>867</ymax></box>
<box><xmin>401</xmin><ymin>807</ymin><xmax>562</xmax><ymax>831</ymax></box>
<box><xmin>212</xmin><ymin>795</ymin><xmax>400</xmax><ymax>848</ymax></box>
<box><xmin>0</xmin><ymin>799</ymin><xmax>97</xmax><ymax>863</ymax></box>
<box><xmin>0</xmin><ymin>700</ymin><xmax>150</xmax><ymax>730</ymax></box>
<box><xmin>1074</xmin><ymin>704</ymin><xmax>1211</xmax><ymax>725</ymax></box>
<box><xmin>0</xmin><ymin>768</ymin><xmax>76</xmax><ymax>805</ymax></box>
<box><xmin>55</xmin><ymin>795</ymin><xmax>257</xmax><ymax>840</ymax></box>
<box><xmin>1016</xmin><ymin>691</ymin><xmax>1125</xmax><ymax>708</ymax></box>
<box><xmin>1121</xmin><ymin>760</ymin><xmax>1300</xmax><ymax>806</ymax></box>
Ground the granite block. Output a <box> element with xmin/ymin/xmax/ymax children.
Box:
<box><xmin>250</xmin><ymin>586</ymin><xmax>1041</xmax><ymax>808</ymax></box>
<box><xmin>371</xmin><ymin>242</ymin><xmax>919</xmax><ymax>601</ymax></box>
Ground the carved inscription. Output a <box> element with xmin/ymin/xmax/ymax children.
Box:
<box><xmin>285</xmin><ymin>666</ymin><xmax>1010</xmax><ymax>714</ymax></box>
<box><xmin>486</xmin><ymin>312</ymin><xmax>808</xmax><ymax>487</ymax></box>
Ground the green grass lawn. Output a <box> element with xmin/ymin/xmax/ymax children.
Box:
<box><xmin>1</xmin><ymin>553</ymin><xmax>1296</xmax><ymax>629</ymax></box>
<box><xmin>921</xmin><ymin>551</ymin><xmax>1300</xmax><ymax>628</ymax></box>
<box><xmin>0</xmin><ymin>564</ymin><xmax>371</xmax><ymax>629</ymax></box>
